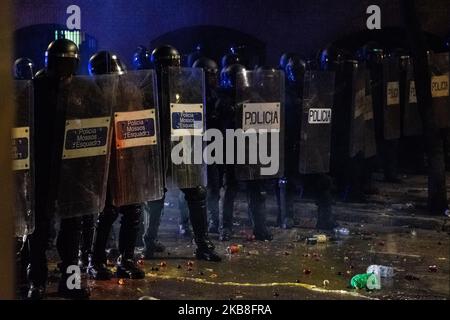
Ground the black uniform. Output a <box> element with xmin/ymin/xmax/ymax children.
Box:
<box><xmin>142</xmin><ymin>46</ymin><xmax>221</xmax><ymax>262</ymax></box>
<box><xmin>27</xmin><ymin>39</ymin><xmax>90</xmax><ymax>300</ymax></box>
<box><xmin>87</xmin><ymin>51</ymin><xmax>145</xmax><ymax>281</ymax></box>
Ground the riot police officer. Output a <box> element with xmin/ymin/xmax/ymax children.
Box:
<box><xmin>132</xmin><ymin>45</ymin><xmax>152</xmax><ymax>71</ymax></box>
<box><xmin>278</xmin><ymin>54</ymin><xmax>337</xmax><ymax>230</ymax></box>
<box><xmin>142</xmin><ymin>45</ymin><xmax>221</xmax><ymax>262</ymax></box>
<box><xmin>14</xmin><ymin>58</ymin><xmax>35</xmax><ymax>80</ymax></box>
<box><xmin>216</xmin><ymin>64</ymin><xmax>274</xmax><ymax>241</ymax></box>
<box><xmin>27</xmin><ymin>39</ymin><xmax>90</xmax><ymax>299</ymax></box>
<box><xmin>87</xmin><ymin>51</ymin><xmax>145</xmax><ymax>280</ymax></box>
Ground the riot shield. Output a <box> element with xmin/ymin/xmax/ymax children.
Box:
<box><xmin>430</xmin><ymin>52</ymin><xmax>450</xmax><ymax>129</ymax></box>
<box><xmin>53</xmin><ymin>75</ymin><xmax>115</xmax><ymax>217</ymax></box>
<box><xmin>299</xmin><ymin>70</ymin><xmax>335</xmax><ymax>174</ymax></box>
<box><xmin>363</xmin><ymin>69</ymin><xmax>377</xmax><ymax>158</ymax></box>
<box><xmin>235</xmin><ymin>70</ymin><xmax>285</xmax><ymax>181</ymax></box>
<box><xmin>382</xmin><ymin>57</ymin><xmax>402</xmax><ymax>140</ymax></box>
<box><xmin>403</xmin><ymin>59</ymin><xmax>423</xmax><ymax>136</ymax></box>
<box><xmin>165</xmin><ymin>67</ymin><xmax>207</xmax><ymax>190</ymax></box>
<box><xmin>12</xmin><ymin>80</ymin><xmax>34</xmax><ymax>237</ymax></box>
<box><xmin>349</xmin><ymin>61</ymin><xmax>366</xmax><ymax>158</ymax></box>
<box><xmin>110</xmin><ymin>70</ymin><xmax>164</xmax><ymax>207</ymax></box>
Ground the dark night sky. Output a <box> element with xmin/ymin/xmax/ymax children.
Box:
<box><xmin>13</xmin><ymin>0</ymin><xmax>450</xmax><ymax>66</ymax></box>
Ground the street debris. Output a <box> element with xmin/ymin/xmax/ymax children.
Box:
<box><xmin>350</xmin><ymin>273</ymin><xmax>381</xmax><ymax>290</ymax></box>
<box><xmin>323</xmin><ymin>280</ymin><xmax>330</xmax><ymax>287</ymax></box>
<box><xmin>367</xmin><ymin>265</ymin><xmax>395</xmax><ymax>278</ymax></box>
<box><xmin>428</xmin><ymin>265</ymin><xmax>438</xmax><ymax>273</ymax></box>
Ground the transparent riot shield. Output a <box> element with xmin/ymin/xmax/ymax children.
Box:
<box><xmin>403</xmin><ymin>59</ymin><xmax>423</xmax><ymax>136</ymax></box>
<box><xmin>235</xmin><ymin>70</ymin><xmax>285</xmax><ymax>181</ymax></box>
<box><xmin>165</xmin><ymin>67</ymin><xmax>207</xmax><ymax>190</ymax></box>
<box><xmin>12</xmin><ymin>80</ymin><xmax>34</xmax><ymax>237</ymax></box>
<box><xmin>382</xmin><ymin>57</ymin><xmax>402</xmax><ymax>140</ymax></box>
<box><xmin>430</xmin><ymin>52</ymin><xmax>450</xmax><ymax>129</ymax></box>
<box><xmin>363</xmin><ymin>69</ymin><xmax>377</xmax><ymax>158</ymax></box>
<box><xmin>110</xmin><ymin>70</ymin><xmax>164</xmax><ymax>207</ymax></box>
<box><xmin>53</xmin><ymin>75</ymin><xmax>115</xmax><ymax>217</ymax></box>
<box><xmin>299</xmin><ymin>70</ymin><xmax>335</xmax><ymax>174</ymax></box>
<box><xmin>349</xmin><ymin>63</ymin><xmax>366</xmax><ymax>158</ymax></box>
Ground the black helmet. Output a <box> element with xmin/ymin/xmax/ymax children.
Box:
<box><xmin>132</xmin><ymin>45</ymin><xmax>151</xmax><ymax>70</ymax></box>
<box><xmin>357</xmin><ymin>42</ymin><xmax>384</xmax><ymax>64</ymax></box>
<box><xmin>285</xmin><ymin>58</ymin><xmax>306</xmax><ymax>85</ymax></box>
<box><xmin>220</xmin><ymin>64</ymin><xmax>249</xmax><ymax>89</ymax></box>
<box><xmin>187</xmin><ymin>44</ymin><xmax>205</xmax><ymax>67</ymax></box>
<box><xmin>88</xmin><ymin>51</ymin><xmax>126</xmax><ymax>76</ymax></box>
<box><xmin>193</xmin><ymin>57</ymin><xmax>219</xmax><ymax>74</ymax></box>
<box><xmin>13</xmin><ymin>58</ymin><xmax>35</xmax><ymax>80</ymax></box>
<box><xmin>221</xmin><ymin>53</ymin><xmax>241</xmax><ymax>69</ymax></box>
<box><xmin>45</xmin><ymin>39</ymin><xmax>80</xmax><ymax>76</ymax></box>
<box><xmin>150</xmin><ymin>45</ymin><xmax>181</xmax><ymax>70</ymax></box>
<box><xmin>279</xmin><ymin>53</ymin><xmax>300</xmax><ymax>70</ymax></box>
<box><xmin>317</xmin><ymin>46</ymin><xmax>346</xmax><ymax>71</ymax></box>
<box><xmin>255</xmin><ymin>65</ymin><xmax>279</xmax><ymax>88</ymax></box>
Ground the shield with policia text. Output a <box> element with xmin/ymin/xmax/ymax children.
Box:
<box><xmin>234</xmin><ymin>69</ymin><xmax>285</xmax><ymax>181</ymax></box>
<box><xmin>12</xmin><ymin>80</ymin><xmax>34</xmax><ymax>236</ymax></box>
<box><xmin>53</xmin><ymin>75</ymin><xmax>115</xmax><ymax>218</ymax></box>
<box><xmin>382</xmin><ymin>56</ymin><xmax>402</xmax><ymax>140</ymax></box>
<box><xmin>110</xmin><ymin>70</ymin><xmax>164</xmax><ymax>207</ymax></box>
<box><xmin>299</xmin><ymin>70</ymin><xmax>335</xmax><ymax>174</ymax></box>
<box><xmin>429</xmin><ymin>52</ymin><xmax>450</xmax><ymax>129</ymax></box>
<box><xmin>164</xmin><ymin>67</ymin><xmax>207</xmax><ymax>190</ymax></box>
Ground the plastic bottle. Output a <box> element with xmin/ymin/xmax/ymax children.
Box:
<box><xmin>367</xmin><ymin>265</ymin><xmax>395</xmax><ymax>278</ymax></box>
<box><xmin>350</xmin><ymin>273</ymin><xmax>381</xmax><ymax>290</ymax></box>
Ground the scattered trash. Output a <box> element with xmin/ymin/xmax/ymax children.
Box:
<box><xmin>334</xmin><ymin>228</ymin><xmax>350</xmax><ymax>236</ymax></box>
<box><xmin>186</xmin><ymin>261</ymin><xmax>195</xmax><ymax>267</ymax></box>
<box><xmin>428</xmin><ymin>265</ymin><xmax>438</xmax><ymax>273</ymax></box>
<box><xmin>404</xmin><ymin>274</ymin><xmax>420</xmax><ymax>281</ymax></box>
<box><xmin>248</xmin><ymin>250</ymin><xmax>260</xmax><ymax>256</ymax></box>
<box><xmin>303</xmin><ymin>269</ymin><xmax>311</xmax><ymax>275</ymax></box>
<box><xmin>226</xmin><ymin>244</ymin><xmax>241</xmax><ymax>255</ymax></box>
<box><xmin>137</xmin><ymin>260</ymin><xmax>145</xmax><ymax>266</ymax></box>
<box><xmin>118</xmin><ymin>279</ymin><xmax>126</xmax><ymax>286</ymax></box>
<box><xmin>209</xmin><ymin>274</ymin><xmax>218</xmax><ymax>279</ymax></box>
<box><xmin>306</xmin><ymin>238</ymin><xmax>318</xmax><ymax>245</ymax></box>
<box><xmin>350</xmin><ymin>273</ymin><xmax>381</xmax><ymax>290</ymax></box>
<box><xmin>273</xmin><ymin>292</ymin><xmax>279</xmax><ymax>297</ymax></box>
<box><xmin>177</xmin><ymin>264</ymin><xmax>182</xmax><ymax>269</ymax></box>
<box><xmin>367</xmin><ymin>265</ymin><xmax>395</xmax><ymax>278</ymax></box>
<box><xmin>314</xmin><ymin>234</ymin><xmax>328</xmax><ymax>243</ymax></box>
<box><xmin>160</xmin><ymin>261</ymin><xmax>167</xmax><ymax>268</ymax></box>
<box><xmin>411</xmin><ymin>230</ymin><xmax>417</xmax><ymax>237</ymax></box>
<box><xmin>323</xmin><ymin>280</ymin><xmax>330</xmax><ymax>287</ymax></box>
<box><xmin>205</xmin><ymin>268</ymin><xmax>214</xmax><ymax>272</ymax></box>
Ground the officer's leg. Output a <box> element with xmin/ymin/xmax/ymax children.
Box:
<box><xmin>26</xmin><ymin>209</ymin><xmax>49</xmax><ymax>300</ymax></box>
<box><xmin>183</xmin><ymin>187</ymin><xmax>221</xmax><ymax>262</ymax></box>
<box><xmin>177</xmin><ymin>191</ymin><xmax>191</xmax><ymax>237</ymax></box>
<box><xmin>248</xmin><ymin>181</ymin><xmax>272</xmax><ymax>241</ymax></box>
<box><xmin>116</xmin><ymin>204</ymin><xmax>145</xmax><ymax>279</ymax></box>
<box><xmin>221</xmin><ymin>166</ymin><xmax>238</xmax><ymax>241</ymax></box>
<box><xmin>143</xmin><ymin>196</ymin><xmax>166</xmax><ymax>258</ymax></box>
<box><xmin>207</xmin><ymin>164</ymin><xmax>222</xmax><ymax>234</ymax></box>
<box><xmin>313</xmin><ymin>174</ymin><xmax>337</xmax><ymax>230</ymax></box>
<box><xmin>56</xmin><ymin>216</ymin><xmax>90</xmax><ymax>299</ymax></box>
<box><xmin>383</xmin><ymin>139</ymin><xmax>401</xmax><ymax>183</ymax></box>
<box><xmin>78</xmin><ymin>214</ymin><xmax>95</xmax><ymax>271</ymax></box>
<box><xmin>87</xmin><ymin>203</ymin><xmax>118</xmax><ymax>280</ymax></box>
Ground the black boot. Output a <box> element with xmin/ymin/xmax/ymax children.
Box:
<box><xmin>248</xmin><ymin>182</ymin><xmax>272</xmax><ymax>241</ymax></box>
<box><xmin>58</xmin><ymin>265</ymin><xmax>90</xmax><ymax>300</ymax></box>
<box><xmin>116</xmin><ymin>205</ymin><xmax>145</xmax><ymax>279</ymax></box>
<box><xmin>143</xmin><ymin>200</ymin><xmax>166</xmax><ymax>258</ymax></box>
<box><xmin>185</xmin><ymin>188</ymin><xmax>221</xmax><ymax>262</ymax></box>
<box><xmin>88</xmin><ymin>206</ymin><xmax>117</xmax><ymax>280</ymax></box>
<box><xmin>27</xmin><ymin>282</ymin><xmax>46</xmax><ymax>300</ymax></box>
<box><xmin>316</xmin><ymin>204</ymin><xmax>337</xmax><ymax>230</ymax></box>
